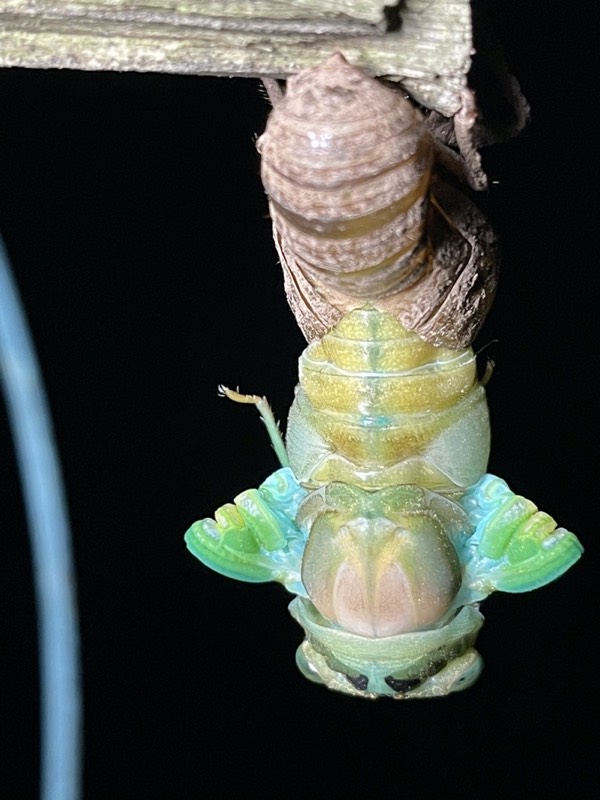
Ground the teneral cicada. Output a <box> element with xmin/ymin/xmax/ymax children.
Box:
<box><xmin>185</xmin><ymin>56</ymin><xmax>582</xmax><ymax>699</ymax></box>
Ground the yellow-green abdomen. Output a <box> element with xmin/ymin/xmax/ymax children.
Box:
<box><xmin>286</xmin><ymin>307</ymin><xmax>490</xmax><ymax>493</ymax></box>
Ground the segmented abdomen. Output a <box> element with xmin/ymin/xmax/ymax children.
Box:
<box><xmin>286</xmin><ymin>306</ymin><xmax>490</xmax><ymax>495</ymax></box>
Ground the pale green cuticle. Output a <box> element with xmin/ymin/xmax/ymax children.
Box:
<box><xmin>187</xmin><ymin>309</ymin><xmax>583</xmax><ymax>698</ymax></box>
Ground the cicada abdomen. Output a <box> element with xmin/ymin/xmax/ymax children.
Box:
<box><xmin>257</xmin><ymin>53</ymin><xmax>499</xmax><ymax>349</ymax></box>
<box><xmin>286</xmin><ymin>306</ymin><xmax>490</xmax><ymax>495</ymax></box>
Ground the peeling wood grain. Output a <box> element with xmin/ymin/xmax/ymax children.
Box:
<box><xmin>0</xmin><ymin>0</ymin><xmax>474</xmax><ymax>117</ymax></box>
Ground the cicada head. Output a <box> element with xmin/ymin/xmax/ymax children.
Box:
<box><xmin>290</xmin><ymin>597</ymin><xmax>484</xmax><ymax>699</ymax></box>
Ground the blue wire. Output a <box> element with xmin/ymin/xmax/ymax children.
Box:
<box><xmin>0</xmin><ymin>236</ymin><xmax>82</xmax><ymax>800</ymax></box>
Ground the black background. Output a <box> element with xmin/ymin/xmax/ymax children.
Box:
<box><xmin>1</xmin><ymin>2</ymin><xmax>596</xmax><ymax>797</ymax></box>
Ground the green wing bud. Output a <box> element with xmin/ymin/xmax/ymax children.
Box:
<box><xmin>460</xmin><ymin>475</ymin><xmax>583</xmax><ymax>596</ymax></box>
<box><xmin>185</xmin><ymin>468</ymin><xmax>307</xmax><ymax>590</ymax></box>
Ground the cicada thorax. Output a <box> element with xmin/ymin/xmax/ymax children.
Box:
<box><xmin>296</xmin><ymin>482</ymin><xmax>467</xmax><ymax>640</ymax></box>
<box><xmin>285</xmin><ymin>305</ymin><xmax>490</xmax><ymax>641</ymax></box>
<box><xmin>258</xmin><ymin>53</ymin><xmax>499</xmax><ymax>349</ymax></box>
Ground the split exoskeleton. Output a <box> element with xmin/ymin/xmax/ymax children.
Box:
<box><xmin>257</xmin><ymin>54</ymin><xmax>498</xmax><ymax>350</ymax></box>
<box><xmin>185</xmin><ymin>56</ymin><xmax>582</xmax><ymax>699</ymax></box>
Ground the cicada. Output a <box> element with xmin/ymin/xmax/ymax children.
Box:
<box><xmin>184</xmin><ymin>57</ymin><xmax>582</xmax><ymax>699</ymax></box>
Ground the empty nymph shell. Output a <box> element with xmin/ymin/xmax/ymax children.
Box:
<box><xmin>258</xmin><ymin>53</ymin><xmax>499</xmax><ymax>349</ymax></box>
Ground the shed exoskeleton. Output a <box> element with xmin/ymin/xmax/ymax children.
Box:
<box><xmin>257</xmin><ymin>54</ymin><xmax>499</xmax><ymax>350</ymax></box>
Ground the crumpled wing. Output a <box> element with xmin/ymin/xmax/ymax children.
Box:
<box><xmin>185</xmin><ymin>468</ymin><xmax>308</xmax><ymax>592</ymax></box>
<box><xmin>459</xmin><ymin>474</ymin><xmax>583</xmax><ymax>597</ymax></box>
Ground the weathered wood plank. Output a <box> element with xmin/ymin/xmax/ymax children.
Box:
<box><xmin>0</xmin><ymin>0</ymin><xmax>473</xmax><ymax>115</ymax></box>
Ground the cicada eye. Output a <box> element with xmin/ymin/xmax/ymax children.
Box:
<box><xmin>384</xmin><ymin>676</ymin><xmax>423</xmax><ymax>693</ymax></box>
<box><xmin>346</xmin><ymin>674</ymin><xmax>369</xmax><ymax>691</ymax></box>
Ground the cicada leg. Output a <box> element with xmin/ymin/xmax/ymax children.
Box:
<box><xmin>219</xmin><ymin>385</ymin><xmax>290</xmax><ymax>468</ymax></box>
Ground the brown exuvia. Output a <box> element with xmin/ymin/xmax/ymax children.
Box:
<box><xmin>257</xmin><ymin>53</ymin><xmax>499</xmax><ymax>349</ymax></box>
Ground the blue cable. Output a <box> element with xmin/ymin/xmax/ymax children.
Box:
<box><xmin>0</xmin><ymin>236</ymin><xmax>82</xmax><ymax>800</ymax></box>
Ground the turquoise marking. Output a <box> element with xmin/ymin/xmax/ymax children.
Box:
<box><xmin>460</xmin><ymin>474</ymin><xmax>583</xmax><ymax>597</ymax></box>
<box><xmin>185</xmin><ymin>468</ymin><xmax>308</xmax><ymax>592</ymax></box>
